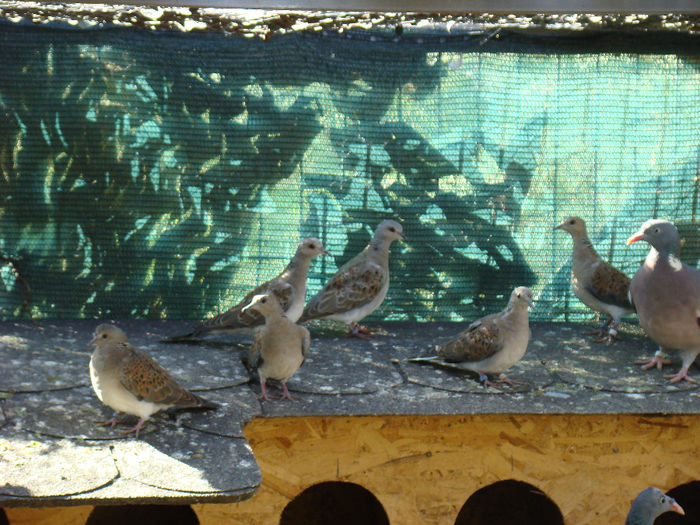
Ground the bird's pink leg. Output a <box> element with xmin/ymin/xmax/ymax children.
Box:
<box><xmin>279</xmin><ymin>382</ymin><xmax>298</xmax><ymax>401</ymax></box>
<box><xmin>665</xmin><ymin>365</ymin><xmax>698</xmax><ymax>384</ymax></box>
<box><xmin>258</xmin><ymin>379</ymin><xmax>277</xmax><ymax>401</ymax></box>
<box><xmin>495</xmin><ymin>374</ymin><xmax>523</xmax><ymax>386</ymax></box>
<box><xmin>594</xmin><ymin>321</ymin><xmax>619</xmax><ymax>346</ymax></box>
<box><xmin>346</xmin><ymin>323</ymin><xmax>372</xmax><ymax>340</ymax></box>
<box><xmin>121</xmin><ymin>417</ymin><xmax>146</xmax><ymax>439</ymax></box>
<box><xmin>636</xmin><ymin>348</ymin><xmax>671</xmax><ymax>370</ymax></box>
<box><xmin>97</xmin><ymin>412</ymin><xmax>125</xmax><ymax>428</ymax></box>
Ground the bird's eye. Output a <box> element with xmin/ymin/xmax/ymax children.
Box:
<box><xmin>309</xmin><ymin>244</ymin><xmax>316</xmax><ymax>249</ymax></box>
<box><xmin>569</xmin><ymin>219</ymin><xmax>575</xmax><ymax>225</ymax></box>
<box><xmin>261</xmin><ymin>297</ymin><xmax>267</xmax><ymax>303</ymax></box>
<box><xmin>389</xmin><ymin>227</ymin><xmax>396</xmax><ymax>232</ymax></box>
<box><xmin>660</xmin><ymin>497</ymin><xmax>666</xmax><ymax>504</ymax></box>
<box><xmin>516</xmin><ymin>293</ymin><xmax>521</xmax><ymax>298</ymax></box>
<box><xmin>654</xmin><ymin>227</ymin><xmax>660</xmax><ymax>233</ymax></box>
<box><xmin>101</xmin><ymin>333</ymin><xmax>107</xmax><ymax>338</ymax></box>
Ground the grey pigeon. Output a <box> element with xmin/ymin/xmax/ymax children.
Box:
<box><xmin>555</xmin><ymin>216</ymin><xmax>634</xmax><ymax>344</ymax></box>
<box><xmin>243</xmin><ymin>292</ymin><xmax>310</xmax><ymax>401</ymax></box>
<box><xmin>625</xmin><ymin>486</ymin><xmax>684</xmax><ymax>525</ymax></box>
<box><xmin>627</xmin><ymin>219</ymin><xmax>700</xmax><ymax>383</ymax></box>
<box><xmin>410</xmin><ymin>287</ymin><xmax>533</xmax><ymax>387</ymax></box>
<box><xmin>166</xmin><ymin>237</ymin><xmax>328</xmax><ymax>341</ymax></box>
<box><xmin>89</xmin><ymin>324</ymin><xmax>216</xmax><ymax>438</ymax></box>
<box><xmin>299</xmin><ymin>220</ymin><xmax>405</xmax><ymax>338</ymax></box>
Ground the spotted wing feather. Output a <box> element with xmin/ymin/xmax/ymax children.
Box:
<box><xmin>587</xmin><ymin>263</ymin><xmax>633</xmax><ymax>310</ymax></box>
<box><xmin>438</xmin><ymin>315</ymin><xmax>503</xmax><ymax>363</ymax></box>
<box><xmin>303</xmin><ymin>260</ymin><xmax>385</xmax><ymax>320</ymax></box>
<box><xmin>119</xmin><ymin>344</ymin><xmax>204</xmax><ymax>407</ymax></box>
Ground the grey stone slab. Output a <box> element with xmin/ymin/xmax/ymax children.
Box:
<box><xmin>180</xmin><ymin>386</ymin><xmax>261</xmax><ymax>438</ymax></box>
<box><xmin>0</xmin><ymin>433</ymin><xmax>118</xmax><ymax>498</ymax></box>
<box><xmin>275</xmin><ymin>333</ymin><xmax>404</xmax><ymax>396</ymax></box>
<box><xmin>534</xmin><ymin>324</ymin><xmax>700</xmax><ymax>393</ymax></box>
<box><xmin>6</xmin><ymin>386</ymin><xmax>253</xmax><ymax>440</ymax></box>
<box><xmin>0</xmin><ymin>330</ymin><xmax>90</xmax><ymax>392</ymax></box>
<box><xmin>112</xmin><ymin>430</ymin><xmax>259</xmax><ymax>494</ymax></box>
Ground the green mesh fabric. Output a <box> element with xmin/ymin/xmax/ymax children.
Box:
<box><xmin>0</xmin><ymin>22</ymin><xmax>698</xmax><ymax>322</ymax></box>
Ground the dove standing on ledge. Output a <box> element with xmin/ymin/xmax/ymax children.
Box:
<box><xmin>89</xmin><ymin>324</ymin><xmax>216</xmax><ymax>438</ymax></box>
<box><xmin>299</xmin><ymin>220</ymin><xmax>405</xmax><ymax>338</ymax></box>
<box><xmin>166</xmin><ymin>238</ymin><xmax>328</xmax><ymax>342</ymax></box>
<box><xmin>243</xmin><ymin>292</ymin><xmax>310</xmax><ymax>401</ymax></box>
<box><xmin>625</xmin><ymin>487</ymin><xmax>684</xmax><ymax>525</ymax></box>
<box><xmin>555</xmin><ymin>216</ymin><xmax>634</xmax><ymax>344</ymax></box>
<box><xmin>411</xmin><ymin>287</ymin><xmax>533</xmax><ymax>388</ymax></box>
<box><xmin>627</xmin><ymin>219</ymin><xmax>700</xmax><ymax>383</ymax></box>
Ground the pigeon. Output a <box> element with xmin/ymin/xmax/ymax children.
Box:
<box><xmin>625</xmin><ymin>486</ymin><xmax>684</xmax><ymax>525</ymax></box>
<box><xmin>299</xmin><ymin>220</ymin><xmax>405</xmax><ymax>337</ymax></box>
<box><xmin>410</xmin><ymin>287</ymin><xmax>533</xmax><ymax>387</ymax></box>
<box><xmin>627</xmin><ymin>219</ymin><xmax>700</xmax><ymax>383</ymax></box>
<box><xmin>166</xmin><ymin>237</ymin><xmax>328</xmax><ymax>342</ymax></box>
<box><xmin>555</xmin><ymin>216</ymin><xmax>634</xmax><ymax>344</ymax></box>
<box><xmin>243</xmin><ymin>292</ymin><xmax>311</xmax><ymax>401</ymax></box>
<box><xmin>89</xmin><ymin>324</ymin><xmax>217</xmax><ymax>438</ymax></box>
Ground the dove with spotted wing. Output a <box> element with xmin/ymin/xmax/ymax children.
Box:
<box><xmin>555</xmin><ymin>216</ymin><xmax>634</xmax><ymax>344</ymax></box>
<box><xmin>166</xmin><ymin>237</ymin><xmax>328</xmax><ymax>342</ymax></box>
<box><xmin>299</xmin><ymin>220</ymin><xmax>405</xmax><ymax>337</ymax></box>
<box><xmin>89</xmin><ymin>324</ymin><xmax>216</xmax><ymax>438</ymax></box>
<box><xmin>410</xmin><ymin>287</ymin><xmax>533</xmax><ymax>387</ymax></box>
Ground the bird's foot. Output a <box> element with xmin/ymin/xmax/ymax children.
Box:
<box><xmin>346</xmin><ymin>323</ymin><xmax>372</xmax><ymax>340</ymax></box>
<box><xmin>495</xmin><ymin>374</ymin><xmax>523</xmax><ymax>387</ymax></box>
<box><xmin>636</xmin><ymin>352</ymin><xmax>671</xmax><ymax>371</ymax></box>
<box><xmin>594</xmin><ymin>328</ymin><xmax>619</xmax><ymax>346</ymax></box>
<box><xmin>121</xmin><ymin>418</ymin><xmax>146</xmax><ymax>439</ymax></box>
<box><xmin>664</xmin><ymin>369</ymin><xmax>697</xmax><ymax>384</ymax></box>
<box><xmin>97</xmin><ymin>417</ymin><xmax>121</xmax><ymax>428</ymax></box>
<box><xmin>279</xmin><ymin>383</ymin><xmax>298</xmax><ymax>401</ymax></box>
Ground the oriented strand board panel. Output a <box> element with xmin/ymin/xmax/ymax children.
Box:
<box><xmin>194</xmin><ymin>414</ymin><xmax>700</xmax><ymax>525</ymax></box>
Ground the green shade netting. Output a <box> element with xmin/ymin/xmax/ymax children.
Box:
<box><xmin>0</xmin><ymin>23</ymin><xmax>698</xmax><ymax>321</ymax></box>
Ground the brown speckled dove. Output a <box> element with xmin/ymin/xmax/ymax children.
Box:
<box><xmin>299</xmin><ymin>220</ymin><xmax>405</xmax><ymax>337</ymax></box>
<box><xmin>410</xmin><ymin>287</ymin><xmax>533</xmax><ymax>387</ymax></box>
<box><xmin>243</xmin><ymin>292</ymin><xmax>311</xmax><ymax>401</ymax></box>
<box><xmin>89</xmin><ymin>324</ymin><xmax>216</xmax><ymax>438</ymax></box>
<box><xmin>626</xmin><ymin>486</ymin><xmax>684</xmax><ymax>525</ymax></box>
<box><xmin>166</xmin><ymin>237</ymin><xmax>328</xmax><ymax>342</ymax></box>
<box><xmin>555</xmin><ymin>216</ymin><xmax>634</xmax><ymax>344</ymax></box>
<box><xmin>627</xmin><ymin>219</ymin><xmax>700</xmax><ymax>383</ymax></box>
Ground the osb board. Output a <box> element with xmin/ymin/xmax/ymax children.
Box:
<box><xmin>4</xmin><ymin>506</ymin><xmax>91</xmax><ymax>525</ymax></box>
<box><xmin>196</xmin><ymin>414</ymin><xmax>700</xmax><ymax>525</ymax></box>
<box><xmin>6</xmin><ymin>414</ymin><xmax>700</xmax><ymax>524</ymax></box>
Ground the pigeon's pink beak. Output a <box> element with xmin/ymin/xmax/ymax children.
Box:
<box><xmin>671</xmin><ymin>501</ymin><xmax>685</xmax><ymax>515</ymax></box>
<box><xmin>626</xmin><ymin>232</ymin><xmax>646</xmax><ymax>246</ymax></box>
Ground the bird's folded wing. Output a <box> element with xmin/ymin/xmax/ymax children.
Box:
<box><xmin>120</xmin><ymin>346</ymin><xmax>199</xmax><ymax>406</ymax></box>
<box><xmin>586</xmin><ymin>263</ymin><xmax>632</xmax><ymax>309</ymax></box>
<box><xmin>438</xmin><ymin>317</ymin><xmax>503</xmax><ymax>362</ymax></box>
<box><xmin>303</xmin><ymin>261</ymin><xmax>386</xmax><ymax>319</ymax></box>
<box><xmin>248</xmin><ymin>327</ymin><xmax>264</xmax><ymax>369</ymax></box>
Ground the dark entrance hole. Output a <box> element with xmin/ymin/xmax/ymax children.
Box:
<box><xmin>280</xmin><ymin>481</ymin><xmax>389</xmax><ymax>525</ymax></box>
<box><xmin>656</xmin><ymin>481</ymin><xmax>700</xmax><ymax>524</ymax></box>
<box><xmin>455</xmin><ymin>479</ymin><xmax>564</xmax><ymax>525</ymax></box>
<box><xmin>85</xmin><ymin>505</ymin><xmax>199</xmax><ymax>525</ymax></box>
<box><xmin>0</xmin><ymin>509</ymin><xmax>7</xmax><ymax>525</ymax></box>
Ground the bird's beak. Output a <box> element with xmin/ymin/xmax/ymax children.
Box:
<box><xmin>626</xmin><ymin>231</ymin><xmax>646</xmax><ymax>246</ymax></box>
<box><xmin>553</xmin><ymin>220</ymin><xmax>565</xmax><ymax>231</ymax></box>
<box><xmin>241</xmin><ymin>302</ymin><xmax>254</xmax><ymax>314</ymax></box>
<box><xmin>671</xmin><ymin>501</ymin><xmax>685</xmax><ymax>516</ymax></box>
<box><xmin>322</xmin><ymin>248</ymin><xmax>331</xmax><ymax>256</ymax></box>
<box><xmin>87</xmin><ymin>335</ymin><xmax>98</xmax><ymax>348</ymax></box>
<box><xmin>400</xmin><ymin>233</ymin><xmax>407</xmax><ymax>241</ymax></box>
